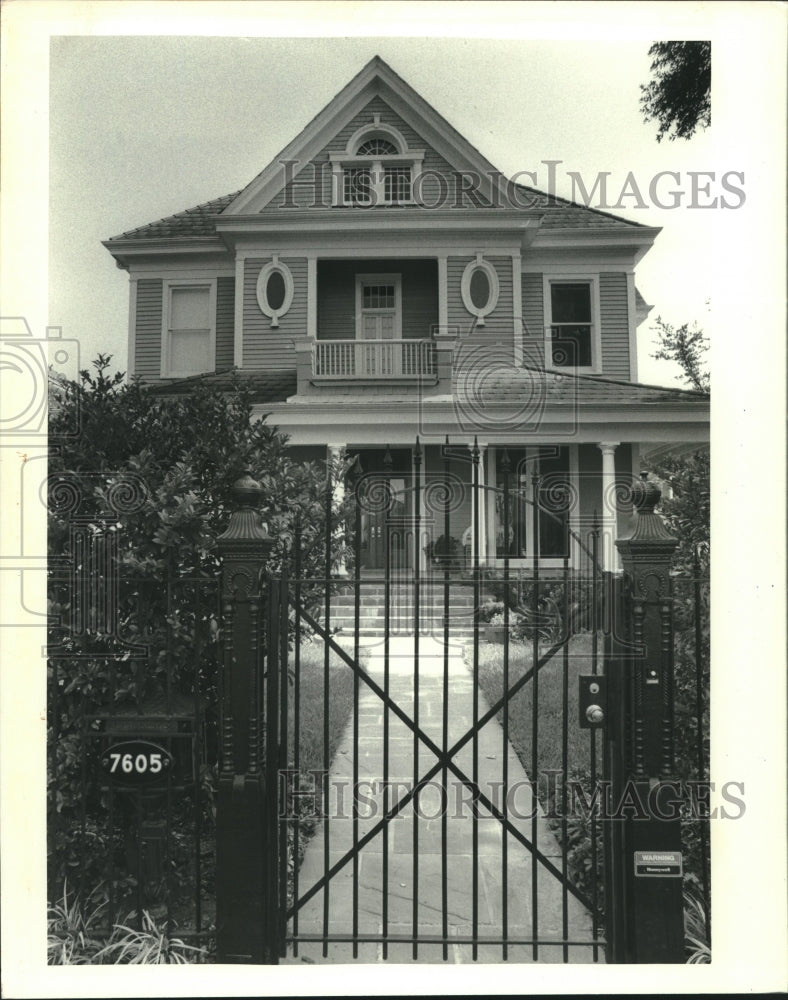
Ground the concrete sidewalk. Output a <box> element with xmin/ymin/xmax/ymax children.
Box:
<box><xmin>283</xmin><ymin>635</ymin><xmax>600</xmax><ymax>964</ymax></box>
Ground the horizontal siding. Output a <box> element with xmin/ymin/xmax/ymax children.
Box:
<box><xmin>447</xmin><ymin>256</ymin><xmax>514</xmax><ymax>362</ymax></box>
<box><xmin>317</xmin><ymin>260</ymin><xmax>438</xmax><ymax>340</ymax></box>
<box><xmin>243</xmin><ymin>257</ymin><xmax>306</xmax><ymax>368</ymax></box>
<box><xmin>134</xmin><ymin>279</ymin><xmax>163</xmax><ymax>380</ymax></box>
<box><xmin>258</xmin><ymin>96</ymin><xmax>463</xmax><ymax>214</ymax></box>
<box><xmin>522</xmin><ymin>271</ymin><xmax>631</xmax><ymax>377</ymax></box>
<box><xmin>599</xmin><ymin>272</ymin><xmax>630</xmax><ymax>378</ymax></box>
<box><xmin>215</xmin><ymin>277</ymin><xmax>235</xmax><ymax>369</ymax></box>
<box><xmin>521</xmin><ymin>272</ymin><xmax>544</xmax><ymax>367</ymax></box>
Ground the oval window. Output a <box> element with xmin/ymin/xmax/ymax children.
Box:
<box><xmin>266</xmin><ymin>270</ymin><xmax>286</xmax><ymax>311</ymax></box>
<box><xmin>256</xmin><ymin>259</ymin><xmax>294</xmax><ymax>328</ymax></box>
<box><xmin>469</xmin><ymin>268</ymin><xmax>491</xmax><ymax>310</ymax></box>
<box><xmin>460</xmin><ymin>257</ymin><xmax>499</xmax><ymax>326</ymax></box>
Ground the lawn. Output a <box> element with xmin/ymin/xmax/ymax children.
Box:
<box><xmin>468</xmin><ymin>633</ymin><xmax>605</xmax><ymax>908</ymax></box>
<box><xmin>470</xmin><ymin>632</ymin><xmax>601</xmax><ymax>791</ymax></box>
<box><xmin>284</xmin><ymin>638</ymin><xmax>358</xmax><ymax>900</ymax></box>
<box><xmin>288</xmin><ymin>637</ymin><xmax>357</xmax><ymax>784</ymax></box>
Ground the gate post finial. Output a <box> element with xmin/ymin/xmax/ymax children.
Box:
<box><xmin>612</xmin><ymin>472</ymin><xmax>684</xmax><ymax>963</ymax></box>
<box><xmin>215</xmin><ymin>471</ymin><xmax>276</xmax><ymax>964</ymax></box>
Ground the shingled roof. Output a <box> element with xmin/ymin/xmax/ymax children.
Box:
<box><xmin>106</xmin><ymin>183</ymin><xmax>641</xmax><ymax>243</ymax></box>
<box><xmin>144</xmin><ymin>368</ymin><xmax>297</xmax><ymax>403</ymax></box>
<box><xmin>454</xmin><ymin>366</ymin><xmax>708</xmax><ymax>407</ymax></box>
<box><xmin>106</xmin><ymin>190</ymin><xmax>243</xmax><ymax>242</ymax></box>
<box><xmin>142</xmin><ymin>366</ymin><xmax>708</xmax><ymax>409</ymax></box>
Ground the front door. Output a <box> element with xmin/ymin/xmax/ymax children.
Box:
<box><xmin>362</xmin><ymin>475</ymin><xmax>408</xmax><ymax>571</ymax></box>
<box><xmin>351</xmin><ymin>447</ymin><xmax>411</xmax><ymax>572</ymax></box>
<box><xmin>356</xmin><ymin>275</ymin><xmax>402</xmax><ymax>376</ymax></box>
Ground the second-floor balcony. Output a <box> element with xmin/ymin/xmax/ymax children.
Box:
<box><xmin>294</xmin><ymin>333</ymin><xmax>455</xmax><ymax>395</ymax></box>
<box><xmin>314</xmin><ymin>339</ymin><xmax>437</xmax><ymax>379</ymax></box>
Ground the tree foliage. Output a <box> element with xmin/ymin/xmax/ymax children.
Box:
<box><xmin>47</xmin><ymin>358</ymin><xmax>350</xmax><ymax>898</ymax></box>
<box><xmin>645</xmin><ymin>318</ymin><xmax>710</xmax><ymax>925</ymax></box>
<box><xmin>640</xmin><ymin>41</ymin><xmax>711</xmax><ymax>142</ymax></box>
<box><xmin>651</xmin><ymin>315</ymin><xmax>710</xmax><ymax>394</ymax></box>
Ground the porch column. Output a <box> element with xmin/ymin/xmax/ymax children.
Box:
<box><xmin>486</xmin><ymin>446</ymin><xmax>497</xmax><ymax>561</ymax></box>
<box><xmin>307</xmin><ymin>256</ymin><xmax>317</xmax><ymax>338</ymax></box>
<box><xmin>472</xmin><ymin>442</ymin><xmax>488</xmax><ymax>565</ymax></box>
<box><xmin>327</xmin><ymin>444</ymin><xmax>348</xmax><ymax>577</ymax></box>
<box><xmin>597</xmin><ymin>441</ymin><xmax>620</xmax><ymax>572</ymax></box>
<box><xmin>437</xmin><ymin>256</ymin><xmax>448</xmax><ymax>333</ymax></box>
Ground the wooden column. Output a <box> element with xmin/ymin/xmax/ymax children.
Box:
<box><xmin>597</xmin><ymin>441</ymin><xmax>620</xmax><ymax>572</ymax></box>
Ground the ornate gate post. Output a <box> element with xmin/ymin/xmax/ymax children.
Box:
<box><xmin>613</xmin><ymin>473</ymin><xmax>685</xmax><ymax>962</ymax></box>
<box><xmin>215</xmin><ymin>473</ymin><xmax>274</xmax><ymax>963</ymax></box>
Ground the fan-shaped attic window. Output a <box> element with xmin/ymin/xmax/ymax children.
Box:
<box><xmin>356</xmin><ymin>137</ymin><xmax>399</xmax><ymax>156</ymax></box>
<box><xmin>331</xmin><ymin>120</ymin><xmax>424</xmax><ymax>207</ymax></box>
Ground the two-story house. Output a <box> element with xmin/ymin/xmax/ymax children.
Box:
<box><xmin>103</xmin><ymin>56</ymin><xmax>709</xmax><ymax>576</ymax></box>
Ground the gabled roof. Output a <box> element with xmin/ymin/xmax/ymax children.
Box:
<box><xmin>105</xmin><ymin>56</ymin><xmax>649</xmax><ymax>246</ymax></box>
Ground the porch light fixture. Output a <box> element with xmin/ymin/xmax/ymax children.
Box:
<box><xmin>256</xmin><ymin>255</ymin><xmax>294</xmax><ymax>328</ymax></box>
<box><xmin>461</xmin><ymin>254</ymin><xmax>500</xmax><ymax>327</ymax></box>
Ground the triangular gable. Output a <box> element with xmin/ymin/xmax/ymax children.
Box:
<box><xmin>224</xmin><ymin>55</ymin><xmax>509</xmax><ymax>215</ymax></box>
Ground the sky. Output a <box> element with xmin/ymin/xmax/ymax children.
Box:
<box><xmin>47</xmin><ymin>32</ymin><xmax>724</xmax><ymax>388</ymax></box>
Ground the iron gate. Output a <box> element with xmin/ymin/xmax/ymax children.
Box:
<box><xmin>47</xmin><ymin>442</ymin><xmax>702</xmax><ymax>964</ymax></box>
<box><xmin>219</xmin><ymin>440</ymin><xmax>689</xmax><ymax>964</ymax></box>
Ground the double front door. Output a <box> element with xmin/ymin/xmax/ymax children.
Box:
<box><xmin>352</xmin><ymin>447</ymin><xmax>411</xmax><ymax>572</ymax></box>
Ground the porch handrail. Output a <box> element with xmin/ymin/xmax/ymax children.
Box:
<box><xmin>313</xmin><ymin>338</ymin><xmax>437</xmax><ymax>379</ymax></box>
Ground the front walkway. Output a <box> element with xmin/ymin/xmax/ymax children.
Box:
<box><xmin>283</xmin><ymin>636</ymin><xmax>599</xmax><ymax>964</ymax></box>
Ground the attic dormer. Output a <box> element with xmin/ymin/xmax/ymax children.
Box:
<box><xmin>329</xmin><ymin>114</ymin><xmax>425</xmax><ymax>207</ymax></box>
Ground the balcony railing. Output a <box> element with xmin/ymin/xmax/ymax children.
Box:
<box><xmin>313</xmin><ymin>339</ymin><xmax>437</xmax><ymax>379</ymax></box>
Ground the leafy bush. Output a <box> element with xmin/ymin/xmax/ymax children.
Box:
<box><xmin>47</xmin><ymin>358</ymin><xmax>352</xmax><ymax>916</ymax></box>
<box><xmin>423</xmin><ymin>534</ymin><xmax>461</xmax><ymax>569</ymax></box>
<box><xmin>48</xmin><ymin>882</ymin><xmax>207</xmax><ymax>964</ymax></box>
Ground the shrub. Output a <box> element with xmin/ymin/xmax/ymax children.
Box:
<box><xmin>47</xmin><ymin>358</ymin><xmax>353</xmax><ymax>915</ymax></box>
<box><xmin>48</xmin><ymin>882</ymin><xmax>208</xmax><ymax>964</ymax></box>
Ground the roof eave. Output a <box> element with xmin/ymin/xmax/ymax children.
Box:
<box><xmin>531</xmin><ymin>225</ymin><xmax>661</xmax><ymax>254</ymax></box>
<box><xmin>102</xmin><ymin>236</ymin><xmax>229</xmax><ymax>269</ymax></box>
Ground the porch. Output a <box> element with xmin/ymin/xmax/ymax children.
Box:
<box><xmin>312</xmin><ymin>441</ymin><xmax>630</xmax><ymax>576</ymax></box>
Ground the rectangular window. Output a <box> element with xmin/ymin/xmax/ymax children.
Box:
<box><xmin>162</xmin><ymin>282</ymin><xmax>215</xmax><ymax>377</ymax></box>
<box><xmin>384</xmin><ymin>166</ymin><xmax>411</xmax><ymax>203</ymax></box>
<box><xmin>495</xmin><ymin>447</ymin><xmax>570</xmax><ymax>558</ymax></box>
<box><xmin>362</xmin><ymin>284</ymin><xmax>396</xmax><ymax>310</ymax></box>
<box><xmin>549</xmin><ymin>282</ymin><xmax>593</xmax><ymax>367</ymax></box>
<box><xmin>343</xmin><ymin>168</ymin><xmax>372</xmax><ymax>205</ymax></box>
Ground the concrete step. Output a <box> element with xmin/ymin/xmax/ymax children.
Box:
<box><xmin>330</xmin><ymin>626</ymin><xmax>476</xmax><ymax>639</ymax></box>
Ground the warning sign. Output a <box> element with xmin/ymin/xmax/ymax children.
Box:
<box><xmin>634</xmin><ymin>850</ymin><xmax>683</xmax><ymax>878</ymax></box>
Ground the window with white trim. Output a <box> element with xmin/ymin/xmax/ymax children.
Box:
<box><xmin>256</xmin><ymin>258</ymin><xmax>294</xmax><ymax>328</ymax></box>
<box><xmin>331</xmin><ymin>120</ymin><xmax>424</xmax><ymax>207</ymax></box>
<box><xmin>545</xmin><ymin>279</ymin><xmax>598</xmax><ymax>370</ymax></box>
<box><xmin>355</xmin><ymin>273</ymin><xmax>402</xmax><ymax>341</ymax></box>
<box><xmin>161</xmin><ymin>281</ymin><xmax>216</xmax><ymax>378</ymax></box>
<box><xmin>461</xmin><ymin>256</ymin><xmax>500</xmax><ymax>326</ymax></box>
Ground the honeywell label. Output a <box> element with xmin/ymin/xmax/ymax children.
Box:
<box><xmin>634</xmin><ymin>850</ymin><xmax>683</xmax><ymax>878</ymax></box>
